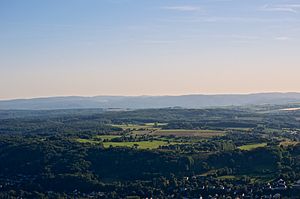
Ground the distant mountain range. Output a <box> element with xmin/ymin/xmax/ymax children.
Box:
<box><xmin>0</xmin><ymin>93</ymin><xmax>300</xmax><ymax>110</ymax></box>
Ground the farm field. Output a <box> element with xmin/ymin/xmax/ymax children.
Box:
<box><xmin>111</xmin><ymin>123</ymin><xmax>166</xmax><ymax>130</ymax></box>
<box><xmin>76</xmin><ymin>138</ymin><xmax>99</xmax><ymax>144</ymax></box>
<box><xmin>238</xmin><ymin>143</ymin><xmax>267</xmax><ymax>150</ymax></box>
<box><xmin>153</xmin><ymin>129</ymin><xmax>226</xmax><ymax>138</ymax></box>
<box><xmin>281</xmin><ymin>107</ymin><xmax>300</xmax><ymax>111</ymax></box>
<box><xmin>144</xmin><ymin>122</ymin><xmax>168</xmax><ymax>126</ymax></box>
<box><xmin>280</xmin><ymin>140</ymin><xmax>300</xmax><ymax>146</ymax></box>
<box><xmin>95</xmin><ymin>135</ymin><xmax>121</xmax><ymax>140</ymax></box>
<box><xmin>103</xmin><ymin>140</ymin><xmax>171</xmax><ymax>149</ymax></box>
<box><xmin>76</xmin><ymin>138</ymin><xmax>173</xmax><ymax>149</ymax></box>
<box><xmin>112</xmin><ymin>124</ymin><xmax>151</xmax><ymax>130</ymax></box>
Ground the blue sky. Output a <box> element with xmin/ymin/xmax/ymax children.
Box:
<box><xmin>1</xmin><ymin>0</ymin><xmax>300</xmax><ymax>99</ymax></box>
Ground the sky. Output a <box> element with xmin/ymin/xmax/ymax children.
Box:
<box><xmin>1</xmin><ymin>0</ymin><xmax>300</xmax><ymax>99</ymax></box>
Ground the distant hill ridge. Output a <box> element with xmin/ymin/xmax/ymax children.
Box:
<box><xmin>0</xmin><ymin>92</ymin><xmax>300</xmax><ymax>110</ymax></box>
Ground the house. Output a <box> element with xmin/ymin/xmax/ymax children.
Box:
<box><xmin>272</xmin><ymin>179</ymin><xmax>287</xmax><ymax>190</ymax></box>
<box><xmin>293</xmin><ymin>180</ymin><xmax>300</xmax><ymax>189</ymax></box>
<box><xmin>273</xmin><ymin>193</ymin><xmax>281</xmax><ymax>199</ymax></box>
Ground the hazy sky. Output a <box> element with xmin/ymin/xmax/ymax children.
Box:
<box><xmin>1</xmin><ymin>0</ymin><xmax>300</xmax><ymax>99</ymax></box>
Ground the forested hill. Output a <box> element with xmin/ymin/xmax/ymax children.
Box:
<box><xmin>0</xmin><ymin>92</ymin><xmax>300</xmax><ymax>110</ymax></box>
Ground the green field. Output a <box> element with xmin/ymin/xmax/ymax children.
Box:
<box><xmin>76</xmin><ymin>135</ymin><xmax>121</xmax><ymax>143</ymax></box>
<box><xmin>103</xmin><ymin>140</ymin><xmax>171</xmax><ymax>149</ymax></box>
<box><xmin>238</xmin><ymin>143</ymin><xmax>267</xmax><ymax>151</ymax></box>
<box><xmin>76</xmin><ymin>138</ymin><xmax>173</xmax><ymax>149</ymax></box>
<box><xmin>76</xmin><ymin>138</ymin><xmax>99</xmax><ymax>144</ymax></box>
<box><xmin>95</xmin><ymin>135</ymin><xmax>121</xmax><ymax>140</ymax></box>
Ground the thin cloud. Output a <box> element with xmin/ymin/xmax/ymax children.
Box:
<box><xmin>260</xmin><ymin>4</ymin><xmax>300</xmax><ymax>13</ymax></box>
<box><xmin>230</xmin><ymin>34</ymin><xmax>260</xmax><ymax>40</ymax></box>
<box><xmin>161</xmin><ymin>6</ymin><xmax>201</xmax><ymax>12</ymax></box>
<box><xmin>274</xmin><ymin>36</ymin><xmax>291</xmax><ymax>41</ymax></box>
<box><xmin>211</xmin><ymin>34</ymin><xmax>260</xmax><ymax>44</ymax></box>
<box><xmin>142</xmin><ymin>40</ymin><xmax>177</xmax><ymax>44</ymax></box>
<box><xmin>159</xmin><ymin>16</ymin><xmax>300</xmax><ymax>23</ymax></box>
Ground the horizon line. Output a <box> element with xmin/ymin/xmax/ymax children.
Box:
<box><xmin>1</xmin><ymin>91</ymin><xmax>300</xmax><ymax>101</ymax></box>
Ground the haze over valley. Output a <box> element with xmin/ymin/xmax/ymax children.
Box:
<box><xmin>0</xmin><ymin>92</ymin><xmax>300</xmax><ymax>110</ymax></box>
